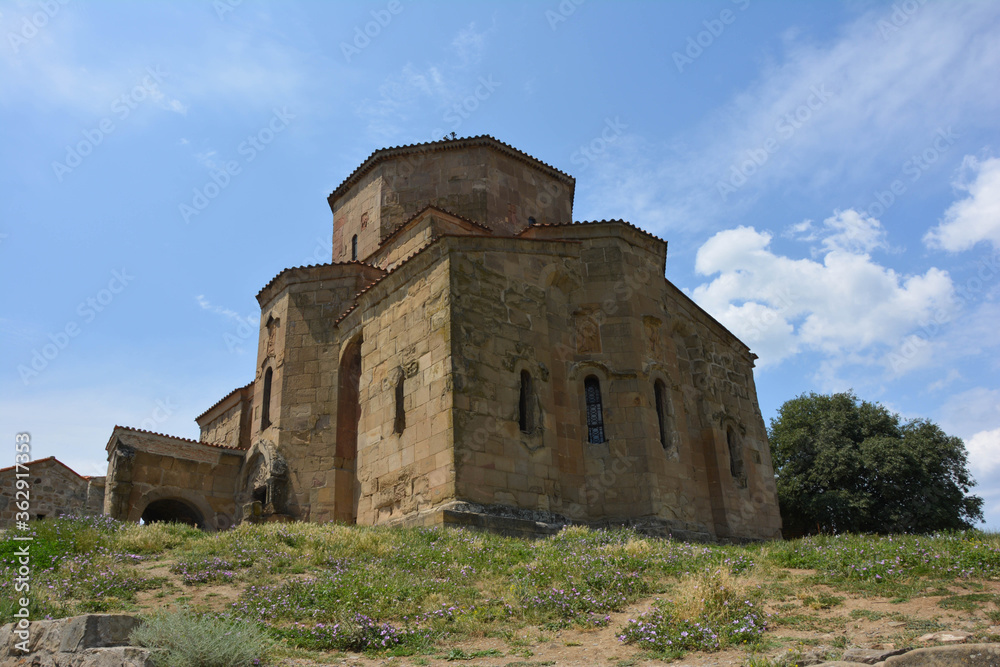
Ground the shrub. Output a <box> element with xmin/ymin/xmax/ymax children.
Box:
<box><xmin>130</xmin><ymin>609</ymin><xmax>273</xmax><ymax>667</ymax></box>
<box><xmin>618</xmin><ymin>567</ymin><xmax>769</xmax><ymax>657</ymax></box>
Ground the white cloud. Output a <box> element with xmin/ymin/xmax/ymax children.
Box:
<box><xmin>940</xmin><ymin>387</ymin><xmax>1000</xmax><ymax>438</ymax></box>
<box><xmin>579</xmin><ymin>2</ymin><xmax>1000</xmax><ymax>232</ymax></box>
<box><xmin>691</xmin><ymin>215</ymin><xmax>955</xmax><ymax>369</ymax></box>
<box><xmin>925</xmin><ymin>156</ymin><xmax>1000</xmax><ymax>252</ymax></box>
<box><xmin>967</xmin><ymin>427</ymin><xmax>1000</xmax><ymax>479</ymax></box>
<box><xmin>820</xmin><ymin>209</ymin><xmax>887</xmax><ymax>254</ymax></box>
<box><xmin>0</xmin><ymin>6</ymin><xmax>311</xmax><ymax>118</ymax></box>
<box><xmin>356</xmin><ymin>22</ymin><xmax>494</xmax><ymax>142</ymax></box>
<box><xmin>196</xmin><ymin>294</ymin><xmax>254</xmax><ymax>325</ymax></box>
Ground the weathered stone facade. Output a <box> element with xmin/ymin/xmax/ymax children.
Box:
<box><xmin>0</xmin><ymin>458</ymin><xmax>104</xmax><ymax>527</ymax></box>
<box><xmin>102</xmin><ymin>135</ymin><xmax>782</xmax><ymax>540</ymax></box>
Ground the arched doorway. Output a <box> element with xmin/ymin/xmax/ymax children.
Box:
<box><xmin>335</xmin><ymin>336</ymin><xmax>363</xmax><ymax>523</ymax></box>
<box><xmin>140</xmin><ymin>498</ymin><xmax>204</xmax><ymax>528</ymax></box>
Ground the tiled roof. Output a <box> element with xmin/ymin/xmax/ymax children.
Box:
<box><xmin>333</xmin><ymin>235</ymin><xmax>448</xmax><ymax>327</ymax></box>
<box><xmin>328</xmin><ymin>135</ymin><xmax>575</xmax><ymax>203</ymax></box>
<box><xmin>518</xmin><ymin>219</ymin><xmax>667</xmax><ymax>245</ymax></box>
<box><xmin>255</xmin><ymin>260</ymin><xmax>382</xmax><ymax>301</ymax></box>
<box><xmin>109</xmin><ymin>425</ymin><xmax>243</xmax><ymax>451</ymax></box>
<box><xmin>194</xmin><ymin>382</ymin><xmax>253</xmax><ymax>423</ymax></box>
<box><xmin>0</xmin><ymin>456</ymin><xmax>88</xmax><ymax>480</ymax></box>
<box><xmin>372</xmin><ymin>205</ymin><xmax>493</xmax><ymax>259</ymax></box>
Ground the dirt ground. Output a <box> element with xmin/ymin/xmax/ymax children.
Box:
<box><xmin>133</xmin><ymin>559</ymin><xmax>1000</xmax><ymax>667</ymax></box>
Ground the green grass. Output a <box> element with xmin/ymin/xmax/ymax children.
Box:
<box><xmin>938</xmin><ymin>593</ymin><xmax>999</xmax><ymax>611</ymax></box>
<box><xmin>1</xmin><ymin>517</ymin><xmax>998</xmax><ymax>661</ymax></box>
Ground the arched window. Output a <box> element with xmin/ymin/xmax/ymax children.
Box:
<box><xmin>261</xmin><ymin>367</ymin><xmax>273</xmax><ymax>429</ymax></box>
<box><xmin>351</xmin><ymin>234</ymin><xmax>358</xmax><ymax>260</ymax></box>
<box><xmin>393</xmin><ymin>373</ymin><xmax>406</xmax><ymax>434</ymax></box>
<box><xmin>654</xmin><ymin>380</ymin><xmax>669</xmax><ymax>449</ymax></box>
<box><xmin>584</xmin><ymin>375</ymin><xmax>606</xmax><ymax>444</ymax></box>
<box><xmin>518</xmin><ymin>370</ymin><xmax>535</xmax><ymax>433</ymax></box>
<box><xmin>727</xmin><ymin>426</ymin><xmax>747</xmax><ymax>488</ymax></box>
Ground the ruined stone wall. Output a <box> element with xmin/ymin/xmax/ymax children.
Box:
<box><xmin>347</xmin><ymin>246</ymin><xmax>455</xmax><ymax>526</ymax></box>
<box><xmin>0</xmin><ymin>459</ymin><xmax>97</xmax><ymax>526</ymax></box>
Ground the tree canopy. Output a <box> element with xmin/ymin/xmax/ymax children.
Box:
<box><xmin>768</xmin><ymin>391</ymin><xmax>983</xmax><ymax>535</ymax></box>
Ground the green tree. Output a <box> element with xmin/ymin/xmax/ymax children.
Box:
<box><xmin>768</xmin><ymin>391</ymin><xmax>983</xmax><ymax>535</ymax></box>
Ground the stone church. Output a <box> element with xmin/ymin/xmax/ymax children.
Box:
<box><xmin>102</xmin><ymin>135</ymin><xmax>782</xmax><ymax>541</ymax></box>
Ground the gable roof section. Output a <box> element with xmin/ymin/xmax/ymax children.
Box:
<box><xmin>365</xmin><ymin>205</ymin><xmax>494</xmax><ymax>267</ymax></box>
<box><xmin>195</xmin><ymin>382</ymin><xmax>253</xmax><ymax>425</ymax></box>
<box><xmin>517</xmin><ymin>219</ymin><xmax>667</xmax><ymax>247</ymax></box>
<box><xmin>106</xmin><ymin>425</ymin><xmax>243</xmax><ymax>453</ymax></box>
<box><xmin>0</xmin><ymin>456</ymin><xmax>88</xmax><ymax>480</ymax></box>
<box><xmin>255</xmin><ymin>260</ymin><xmax>386</xmax><ymax>307</ymax></box>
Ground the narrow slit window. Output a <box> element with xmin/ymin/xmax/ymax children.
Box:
<box><xmin>584</xmin><ymin>375</ymin><xmax>606</xmax><ymax>444</ymax></box>
<box><xmin>518</xmin><ymin>370</ymin><xmax>534</xmax><ymax>433</ymax></box>
<box><xmin>654</xmin><ymin>380</ymin><xmax>668</xmax><ymax>449</ymax></box>
<box><xmin>261</xmin><ymin>367</ymin><xmax>273</xmax><ymax>429</ymax></box>
<box><xmin>727</xmin><ymin>426</ymin><xmax>746</xmax><ymax>488</ymax></box>
<box><xmin>351</xmin><ymin>234</ymin><xmax>358</xmax><ymax>261</ymax></box>
<box><xmin>393</xmin><ymin>373</ymin><xmax>406</xmax><ymax>434</ymax></box>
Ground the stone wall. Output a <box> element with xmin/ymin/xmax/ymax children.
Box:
<box><xmin>347</xmin><ymin>246</ymin><xmax>455</xmax><ymax>526</ymax></box>
<box><xmin>444</xmin><ymin>223</ymin><xmax>781</xmax><ymax>541</ymax></box>
<box><xmin>103</xmin><ymin>428</ymin><xmax>243</xmax><ymax>531</ymax></box>
<box><xmin>252</xmin><ymin>262</ymin><xmax>386</xmax><ymax>522</ymax></box>
<box><xmin>0</xmin><ymin>458</ymin><xmax>103</xmax><ymax>527</ymax></box>
<box><xmin>328</xmin><ymin>137</ymin><xmax>575</xmax><ymax>264</ymax></box>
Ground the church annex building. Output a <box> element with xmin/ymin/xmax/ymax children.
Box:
<box><xmin>99</xmin><ymin>135</ymin><xmax>781</xmax><ymax>541</ymax></box>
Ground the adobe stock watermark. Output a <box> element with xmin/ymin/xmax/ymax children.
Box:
<box><xmin>737</xmin><ymin>288</ymin><xmax>797</xmax><ymax>347</ymax></box>
<box><xmin>389</xmin><ymin>78</ymin><xmax>501</xmax><ymax>182</ymax></box>
<box><xmin>212</xmin><ymin>0</ymin><xmax>242</xmax><ymax>20</ymax></box>
<box><xmin>11</xmin><ymin>432</ymin><xmax>33</xmax><ymax>652</ymax></box>
<box><xmin>17</xmin><ymin>269</ymin><xmax>134</xmax><ymax>384</ymax></box>
<box><xmin>545</xmin><ymin>0</ymin><xmax>585</xmax><ymax>31</ymax></box>
<box><xmin>570</xmin><ymin>117</ymin><xmax>627</xmax><ymax>171</ymax></box>
<box><xmin>716</xmin><ymin>83</ymin><xmax>834</xmax><ymax>201</ymax></box>
<box><xmin>860</xmin><ymin>127</ymin><xmax>958</xmax><ymax>220</ymax></box>
<box><xmin>138</xmin><ymin>398</ymin><xmax>178</xmax><ymax>432</ymax></box>
<box><xmin>442</xmin><ymin>76</ymin><xmax>501</xmax><ymax>131</ymax></box>
<box><xmin>888</xmin><ymin>248</ymin><xmax>1000</xmax><ymax>372</ymax></box>
<box><xmin>179</xmin><ymin>107</ymin><xmax>294</xmax><ymax>224</ymax></box>
<box><xmin>340</xmin><ymin>0</ymin><xmax>403</xmax><ymax>63</ymax></box>
<box><xmin>224</xmin><ymin>314</ymin><xmax>258</xmax><ymax>354</ymax></box>
<box><xmin>876</xmin><ymin>0</ymin><xmax>927</xmax><ymax>40</ymax></box>
<box><xmin>6</xmin><ymin>0</ymin><xmax>70</xmax><ymax>54</ymax></box>
<box><xmin>52</xmin><ymin>66</ymin><xmax>166</xmax><ymax>182</ymax></box>
<box><xmin>672</xmin><ymin>0</ymin><xmax>751</xmax><ymax>73</ymax></box>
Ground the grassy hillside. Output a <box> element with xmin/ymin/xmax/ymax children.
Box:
<box><xmin>2</xmin><ymin>516</ymin><xmax>999</xmax><ymax>665</ymax></box>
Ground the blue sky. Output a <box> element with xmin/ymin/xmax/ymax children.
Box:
<box><xmin>2</xmin><ymin>0</ymin><xmax>998</xmax><ymax>529</ymax></box>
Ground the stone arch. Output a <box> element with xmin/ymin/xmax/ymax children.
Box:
<box><xmin>130</xmin><ymin>488</ymin><xmax>220</xmax><ymax>531</ymax></box>
<box><xmin>335</xmin><ymin>334</ymin><xmax>363</xmax><ymax>523</ymax></box>
<box><xmin>236</xmin><ymin>438</ymin><xmax>289</xmax><ymax>520</ymax></box>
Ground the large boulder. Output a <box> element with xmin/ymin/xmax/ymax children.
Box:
<box><xmin>0</xmin><ymin>615</ymin><xmax>152</xmax><ymax>667</ymax></box>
